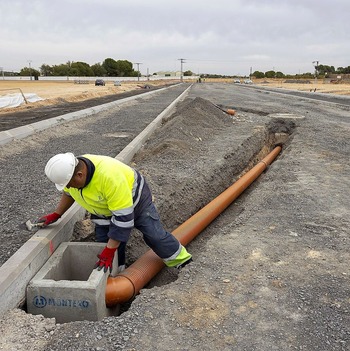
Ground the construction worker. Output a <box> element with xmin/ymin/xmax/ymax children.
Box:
<box><xmin>38</xmin><ymin>152</ymin><xmax>192</xmax><ymax>273</ymax></box>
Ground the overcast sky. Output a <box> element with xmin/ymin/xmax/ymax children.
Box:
<box><xmin>1</xmin><ymin>0</ymin><xmax>349</xmax><ymax>76</ymax></box>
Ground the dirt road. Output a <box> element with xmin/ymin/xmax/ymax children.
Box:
<box><xmin>0</xmin><ymin>80</ymin><xmax>177</xmax><ymax>131</ymax></box>
<box><xmin>0</xmin><ymin>83</ymin><xmax>349</xmax><ymax>350</ymax></box>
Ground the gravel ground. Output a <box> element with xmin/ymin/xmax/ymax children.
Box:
<box><xmin>0</xmin><ymin>83</ymin><xmax>350</xmax><ymax>350</ymax></box>
<box><xmin>0</xmin><ymin>83</ymin><xmax>174</xmax><ymax>131</ymax></box>
<box><xmin>0</xmin><ymin>83</ymin><xmax>190</xmax><ymax>265</ymax></box>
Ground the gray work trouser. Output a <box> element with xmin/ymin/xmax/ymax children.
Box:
<box><xmin>94</xmin><ymin>202</ymin><xmax>180</xmax><ymax>267</ymax></box>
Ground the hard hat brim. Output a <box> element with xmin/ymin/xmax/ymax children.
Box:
<box><xmin>55</xmin><ymin>182</ymin><xmax>68</xmax><ymax>191</ymax></box>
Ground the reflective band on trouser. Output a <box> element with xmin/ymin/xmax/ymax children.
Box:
<box><xmin>163</xmin><ymin>245</ymin><xmax>192</xmax><ymax>268</ymax></box>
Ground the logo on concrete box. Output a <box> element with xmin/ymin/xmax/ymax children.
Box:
<box><xmin>33</xmin><ymin>295</ymin><xmax>90</xmax><ymax>309</ymax></box>
<box><xmin>33</xmin><ymin>295</ymin><xmax>47</xmax><ymax>308</ymax></box>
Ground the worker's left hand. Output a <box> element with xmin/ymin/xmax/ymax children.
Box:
<box><xmin>94</xmin><ymin>246</ymin><xmax>117</xmax><ymax>273</ymax></box>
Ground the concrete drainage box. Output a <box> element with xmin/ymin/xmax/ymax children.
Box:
<box><xmin>27</xmin><ymin>242</ymin><xmax>119</xmax><ymax>323</ymax></box>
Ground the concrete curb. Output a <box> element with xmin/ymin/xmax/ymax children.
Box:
<box><xmin>0</xmin><ymin>84</ymin><xmax>181</xmax><ymax>146</ymax></box>
<box><xmin>0</xmin><ymin>84</ymin><xmax>192</xmax><ymax>317</ymax></box>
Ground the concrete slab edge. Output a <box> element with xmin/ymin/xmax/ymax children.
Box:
<box><xmin>251</xmin><ymin>84</ymin><xmax>350</xmax><ymax>106</ymax></box>
<box><xmin>0</xmin><ymin>83</ymin><xmax>191</xmax><ymax>317</ymax></box>
<box><xmin>0</xmin><ymin>83</ymin><xmax>182</xmax><ymax>147</ymax></box>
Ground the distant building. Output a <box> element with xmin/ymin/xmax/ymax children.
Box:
<box><xmin>328</xmin><ymin>74</ymin><xmax>350</xmax><ymax>82</ymax></box>
<box><xmin>154</xmin><ymin>71</ymin><xmax>182</xmax><ymax>77</ymax></box>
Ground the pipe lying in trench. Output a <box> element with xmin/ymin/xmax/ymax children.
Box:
<box><xmin>214</xmin><ymin>104</ymin><xmax>236</xmax><ymax>116</ymax></box>
<box><xmin>105</xmin><ymin>145</ymin><xmax>282</xmax><ymax>306</ymax></box>
<box><xmin>226</xmin><ymin>109</ymin><xmax>236</xmax><ymax>116</ymax></box>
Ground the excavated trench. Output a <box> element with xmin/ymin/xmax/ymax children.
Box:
<box><xmin>106</xmin><ymin>145</ymin><xmax>283</xmax><ymax>307</ymax></box>
<box><xmin>119</xmin><ymin>124</ymin><xmax>294</xmax><ymax>314</ymax></box>
<box><xmin>22</xmin><ymin>96</ymin><xmax>297</xmax><ymax>319</ymax></box>
<box><xmin>104</xmin><ymin>97</ymin><xmax>297</xmax><ymax>314</ymax></box>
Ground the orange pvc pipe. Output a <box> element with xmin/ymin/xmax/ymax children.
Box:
<box><xmin>106</xmin><ymin>145</ymin><xmax>282</xmax><ymax>306</ymax></box>
<box><xmin>226</xmin><ymin>109</ymin><xmax>236</xmax><ymax>116</ymax></box>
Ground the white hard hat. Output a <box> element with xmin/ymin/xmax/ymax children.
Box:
<box><xmin>45</xmin><ymin>152</ymin><xmax>78</xmax><ymax>191</ymax></box>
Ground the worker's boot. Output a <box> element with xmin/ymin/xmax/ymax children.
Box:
<box><xmin>176</xmin><ymin>257</ymin><xmax>193</xmax><ymax>270</ymax></box>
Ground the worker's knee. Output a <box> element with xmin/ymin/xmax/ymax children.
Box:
<box><xmin>95</xmin><ymin>224</ymin><xmax>109</xmax><ymax>243</ymax></box>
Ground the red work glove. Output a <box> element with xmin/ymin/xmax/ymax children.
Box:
<box><xmin>94</xmin><ymin>246</ymin><xmax>117</xmax><ymax>273</ymax></box>
<box><xmin>37</xmin><ymin>212</ymin><xmax>61</xmax><ymax>226</ymax></box>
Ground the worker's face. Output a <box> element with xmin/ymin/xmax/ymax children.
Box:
<box><xmin>66</xmin><ymin>171</ymin><xmax>85</xmax><ymax>189</ymax></box>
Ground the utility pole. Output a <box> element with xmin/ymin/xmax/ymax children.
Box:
<box><xmin>178</xmin><ymin>58</ymin><xmax>186</xmax><ymax>82</ymax></box>
<box><xmin>312</xmin><ymin>60</ymin><xmax>319</xmax><ymax>84</ymax></box>
<box><xmin>28</xmin><ymin>60</ymin><xmax>32</xmax><ymax>81</ymax></box>
<box><xmin>134</xmin><ymin>62</ymin><xmax>142</xmax><ymax>81</ymax></box>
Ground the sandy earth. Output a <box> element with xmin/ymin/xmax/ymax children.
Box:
<box><xmin>255</xmin><ymin>78</ymin><xmax>350</xmax><ymax>95</ymax></box>
<box><xmin>0</xmin><ymin>80</ymin><xmax>178</xmax><ymax>131</ymax></box>
<box><xmin>0</xmin><ymin>79</ymin><xmax>176</xmax><ymax>101</ymax></box>
<box><xmin>0</xmin><ymin>82</ymin><xmax>350</xmax><ymax>350</ymax></box>
<box><xmin>0</xmin><ymin>80</ymin><xmax>177</xmax><ymax>115</ymax></box>
<box><xmin>1</xmin><ymin>78</ymin><xmax>350</xmax><ymax>113</ymax></box>
<box><xmin>203</xmin><ymin>77</ymin><xmax>350</xmax><ymax>95</ymax></box>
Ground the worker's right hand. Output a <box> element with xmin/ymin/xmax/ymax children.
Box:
<box><xmin>94</xmin><ymin>246</ymin><xmax>117</xmax><ymax>273</ymax></box>
<box><xmin>37</xmin><ymin>212</ymin><xmax>61</xmax><ymax>226</ymax></box>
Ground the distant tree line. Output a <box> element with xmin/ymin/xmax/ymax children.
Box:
<box><xmin>199</xmin><ymin>64</ymin><xmax>350</xmax><ymax>79</ymax></box>
<box><xmin>12</xmin><ymin>58</ymin><xmax>140</xmax><ymax>79</ymax></box>
<box><xmin>251</xmin><ymin>64</ymin><xmax>350</xmax><ymax>80</ymax></box>
<box><xmin>3</xmin><ymin>59</ymin><xmax>350</xmax><ymax>79</ymax></box>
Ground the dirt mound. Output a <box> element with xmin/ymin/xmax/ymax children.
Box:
<box><xmin>125</xmin><ymin>96</ymin><xmax>267</xmax><ymax>273</ymax></box>
<box><xmin>135</xmin><ymin>97</ymin><xmax>234</xmax><ymax>159</ymax></box>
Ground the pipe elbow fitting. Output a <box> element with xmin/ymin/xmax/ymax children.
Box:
<box><xmin>105</xmin><ymin>275</ymin><xmax>136</xmax><ymax>306</ymax></box>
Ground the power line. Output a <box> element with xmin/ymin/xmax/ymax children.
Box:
<box><xmin>28</xmin><ymin>60</ymin><xmax>32</xmax><ymax>81</ymax></box>
<box><xmin>312</xmin><ymin>60</ymin><xmax>319</xmax><ymax>83</ymax></box>
<box><xmin>133</xmin><ymin>62</ymin><xmax>142</xmax><ymax>81</ymax></box>
<box><xmin>178</xmin><ymin>58</ymin><xmax>186</xmax><ymax>82</ymax></box>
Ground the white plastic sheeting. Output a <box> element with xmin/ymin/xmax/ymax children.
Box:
<box><xmin>0</xmin><ymin>93</ymin><xmax>44</xmax><ymax>109</ymax></box>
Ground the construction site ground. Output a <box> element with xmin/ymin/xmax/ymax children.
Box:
<box><xmin>0</xmin><ymin>81</ymin><xmax>349</xmax><ymax>351</ymax></box>
<box><xmin>0</xmin><ymin>80</ymin><xmax>178</xmax><ymax>131</ymax></box>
